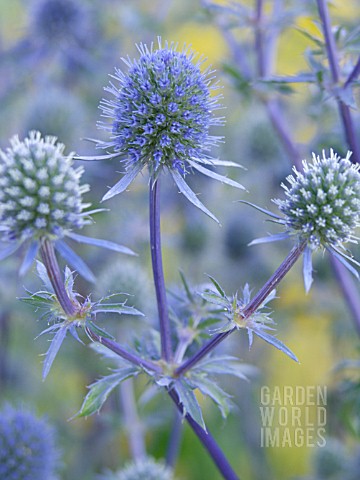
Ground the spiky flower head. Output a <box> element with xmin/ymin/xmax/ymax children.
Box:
<box><xmin>274</xmin><ymin>149</ymin><xmax>360</xmax><ymax>250</ymax></box>
<box><xmin>0</xmin><ymin>131</ymin><xmax>89</xmax><ymax>244</ymax></box>
<box><xmin>98</xmin><ymin>457</ymin><xmax>175</xmax><ymax>480</ymax></box>
<box><xmin>0</xmin><ymin>131</ymin><xmax>134</xmax><ymax>280</ymax></box>
<box><xmin>100</xmin><ymin>38</ymin><xmax>223</xmax><ymax>175</ymax></box>
<box><xmin>247</xmin><ymin>149</ymin><xmax>360</xmax><ymax>292</ymax></box>
<box><xmin>90</xmin><ymin>38</ymin><xmax>243</xmax><ymax>219</ymax></box>
<box><xmin>0</xmin><ymin>405</ymin><xmax>59</xmax><ymax>480</ymax></box>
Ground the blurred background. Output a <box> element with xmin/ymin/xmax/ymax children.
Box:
<box><xmin>0</xmin><ymin>0</ymin><xmax>360</xmax><ymax>479</ymax></box>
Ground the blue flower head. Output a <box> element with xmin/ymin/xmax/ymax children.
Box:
<box><xmin>0</xmin><ymin>131</ymin><xmax>135</xmax><ymax>280</ymax></box>
<box><xmin>0</xmin><ymin>405</ymin><xmax>59</xmax><ymax>480</ymax></box>
<box><xmin>89</xmin><ymin>38</ymin><xmax>244</xmax><ymax>222</ymax></box>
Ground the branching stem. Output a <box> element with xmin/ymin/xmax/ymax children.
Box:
<box><xmin>175</xmin><ymin>240</ymin><xmax>307</xmax><ymax>377</ymax></box>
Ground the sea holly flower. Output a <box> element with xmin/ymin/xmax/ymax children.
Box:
<box><xmin>245</xmin><ymin>150</ymin><xmax>360</xmax><ymax>292</ymax></box>
<box><xmin>83</xmin><ymin>38</ymin><xmax>244</xmax><ymax>222</ymax></box>
<box><xmin>0</xmin><ymin>131</ymin><xmax>135</xmax><ymax>281</ymax></box>
<box><xmin>0</xmin><ymin>405</ymin><xmax>60</xmax><ymax>480</ymax></box>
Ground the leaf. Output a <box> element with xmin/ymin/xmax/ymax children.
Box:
<box><xmin>19</xmin><ymin>292</ymin><xmax>55</xmax><ymax>309</ymax></box>
<box><xmin>252</xmin><ymin>329</ymin><xmax>299</xmax><ymax>363</ymax></box>
<box><xmin>188</xmin><ymin>160</ymin><xmax>245</xmax><ymax>190</ymax></box>
<box><xmin>0</xmin><ymin>241</ymin><xmax>22</xmax><ymax>261</ymax></box>
<box><xmin>170</xmin><ymin>169</ymin><xmax>219</xmax><ymax>224</ymax></box>
<box><xmin>174</xmin><ymin>379</ymin><xmax>206</xmax><ymax>430</ymax></box>
<box><xmin>195</xmin><ymin>356</ymin><xmax>257</xmax><ymax>380</ymax></box>
<box><xmin>75</xmin><ymin>152</ymin><xmax>121</xmax><ymax>161</ymax></box>
<box><xmin>66</xmin><ymin>232</ymin><xmax>136</xmax><ymax>256</ymax></box>
<box><xmin>201</xmin><ymin>291</ymin><xmax>229</xmax><ymax>308</ymax></box>
<box><xmin>86</xmin><ymin>320</ymin><xmax>115</xmax><ymax>340</ymax></box>
<box><xmin>295</xmin><ymin>27</ymin><xmax>323</xmax><ymax>47</ymax></box>
<box><xmin>92</xmin><ymin>303</ymin><xmax>143</xmax><ymax>316</ymax></box>
<box><xmin>303</xmin><ymin>245</ymin><xmax>313</xmax><ymax>293</ymax></box>
<box><xmin>77</xmin><ymin>369</ymin><xmax>139</xmax><ymax>417</ymax></box>
<box><xmin>102</xmin><ymin>162</ymin><xmax>143</xmax><ymax>201</ymax></box>
<box><xmin>193</xmin><ymin>157</ymin><xmax>245</xmax><ymax>169</ymax></box>
<box><xmin>336</xmin><ymin>85</ymin><xmax>357</xmax><ymax>109</ymax></box>
<box><xmin>249</xmin><ymin>232</ymin><xmax>291</xmax><ymax>246</ymax></box>
<box><xmin>238</xmin><ymin>200</ymin><xmax>283</xmax><ymax>219</ymax></box>
<box><xmin>19</xmin><ymin>241</ymin><xmax>39</xmax><ymax>276</ymax></box>
<box><xmin>42</xmin><ymin>326</ymin><xmax>68</xmax><ymax>379</ymax></box>
<box><xmin>328</xmin><ymin>247</ymin><xmax>360</xmax><ymax>280</ymax></box>
<box><xmin>36</xmin><ymin>261</ymin><xmax>54</xmax><ymax>292</ymax></box>
<box><xmin>64</xmin><ymin>266</ymin><xmax>75</xmax><ymax>295</ymax></box>
<box><xmin>206</xmin><ymin>275</ymin><xmax>226</xmax><ymax>298</ymax></box>
<box><xmin>55</xmin><ymin>240</ymin><xmax>95</xmax><ymax>283</ymax></box>
<box><xmin>193</xmin><ymin>374</ymin><xmax>232</xmax><ymax>418</ymax></box>
<box><xmin>179</xmin><ymin>270</ymin><xmax>194</xmax><ymax>302</ymax></box>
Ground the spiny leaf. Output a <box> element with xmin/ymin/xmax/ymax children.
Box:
<box><xmin>170</xmin><ymin>169</ymin><xmax>219</xmax><ymax>224</ymax></box>
<box><xmin>67</xmin><ymin>232</ymin><xmax>136</xmax><ymax>256</ymax></box>
<box><xmin>102</xmin><ymin>162</ymin><xmax>143</xmax><ymax>201</ymax></box>
<box><xmin>92</xmin><ymin>303</ymin><xmax>143</xmax><ymax>316</ymax></box>
<box><xmin>179</xmin><ymin>270</ymin><xmax>194</xmax><ymax>302</ymax></box>
<box><xmin>192</xmin><ymin>374</ymin><xmax>232</xmax><ymax>419</ymax></box>
<box><xmin>174</xmin><ymin>379</ymin><xmax>206</xmax><ymax>430</ymax></box>
<box><xmin>188</xmin><ymin>160</ymin><xmax>245</xmax><ymax>190</ymax></box>
<box><xmin>76</xmin><ymin>369</ymin><xmax>139</xmax><ymax>417</ymax></box>
<box><xmin>252</xmin><ymin>329</ymin><xmax>299</xmax><ymax>363</ymax></box>
<box><xmin>86</xmin><ymin>320</ymin><xmax>115</xmax><ymax>340</ymax></box>
<box><xmin>206</xmin><ymin>275</ymin><xmax>226</xmax><ymax>297</ymax></box>
<box><xmin>42</xmin><ymin>326</ymin><xmax>68</xmax><ymax>380</ymax></box>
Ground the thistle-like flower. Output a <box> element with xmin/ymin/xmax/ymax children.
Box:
<box><xmin>0</xmin><ymin>405</ymin><xmax>59</xmax><ymax>480</ymax></box>
<box><xmin>98</xmin><ymin>457</ymin><xmax>175</xmax><ymax>480</ymax></box>
<box><xmin>0</xmin><ymin>131</ymin><xmax>134</xmax><ymax>280</ymax></box>
<box><xmin>84</xmin><ymin>38</ymin><xmax>243</xmax><ymax>222</ymax></box>
<box><xmin>246</xmin><ymin>150</ymin><xmax>360</xmax><ymax>291</ymax></box>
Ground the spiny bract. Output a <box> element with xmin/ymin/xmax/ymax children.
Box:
<box><xmin>0</xmin><ymin>130</ymin><xmax>90</xmax><ymax>243</ymax></box>
<box><xmin>99</xmin><ymin>38</ymin><xmax>223</xmax><ymax>177</ymax></box>
<box><xmin>274</xmin><ymin>149</ymin><xmax>360</xmax><ymax>250</ymax></box>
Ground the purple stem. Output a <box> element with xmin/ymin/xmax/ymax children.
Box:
<box><xmin>168</xmin><ymin>388</ymin><xmax>240</xmax><ymax>480</ymax></box>
<box><xmin>40</xmin><ymin>238</ymin><xmax>77</xmax><ymax>317</ymax></box>
<box><xmin>85</xmin><ymin>328</ymin><xmax>162</xmax><ymax>373</ymax></box>
<box><xmin>175</xmin><ymin>240</ymin><xmax>307</xmax><ymax>377</ymax></box>
<box><xmin>255</xmin><ymin>0</ymin><xmax>265</xmax><ymax>77</ymax></box>
<box><xmin>149</xmin><ymin>177</ymin><xmax>172</xmax><ymax>362</ymax></box>
<box><xmin>316</xmin><ymin>0</ymin><xmax>360</xmax><ymax>164</ymax></box>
